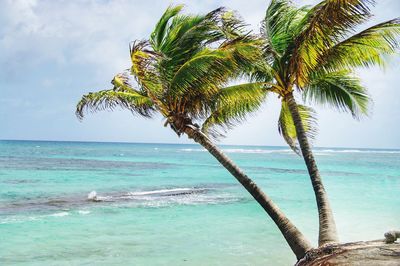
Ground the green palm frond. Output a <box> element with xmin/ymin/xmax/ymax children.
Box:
<box><xmin>169</xmin><ymin>37</ymin><xmax>263</xmax><ymax>100</ymax></box>
<box><xmin>150</xmin><ymin>7</ymin><xmax>248</xmax><ymax>88</ymax></box>
<box><xmin>150</xmin><ymin>5</ymin><xmax>184</xmax><ymax>50</ymax></box>
<box><xmin>201</xmin><ymin>82</ymin><xmax>268</xmax><ymax>138</ymax></box>
<box><xmin>303</xmin><ymin>70</ymin><xmax>370</xmax><ymax>119</ymax></box>
<box><xmin>76</xmin><ymin>89</ymin><xmax>155</xmax><ymax>120</ymax></box>
<box><xmin>263</xmin><ymin>0</ymin><xmax>309</xmax><ymax>57</ymax></box>
<box><xmin>278</xmin><ymin>102</ymin><xmax>317</xmax><ymax>154</ymax></box>
<box><xmin>249</xmin><ymin>60</ymin><xmax>275</xmax><ymax>83</ymax></box>
<box><xmin>289</xmin><ymin>0</ymin><xmax>375</xmax><ymax>85</ymax></box>
<box><xmin>318</xmin><ymin>18</ymin><xmax>400</xmax><ymax>71</ymax></box>
<box><xmin>158</xmin><ymin>14</ymin><xmax>208</xmax><ymax>56</ymax></box>
<box><xmin>168</xmin><ymin>48</ymin><xmax>227</xmax><ymax>98</ymax></box>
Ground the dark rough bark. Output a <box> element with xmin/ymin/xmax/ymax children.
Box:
<box><xmin>285</xmin><ymin>92</ymin><xmax>339</xmax><ymax>246</ymax></box>
<box><xmin>184</xmin><ymin>126</ymin><xmax>313</xmax><ymax>259</ymax></box>
<box><xmin>296</xmin><ymin>239</ymin><xmax>400</xmax><ymax>266</ymax></box>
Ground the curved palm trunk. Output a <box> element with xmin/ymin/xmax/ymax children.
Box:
<box><xmin>285</xmin><ymin>92</ymin><xmax>339</xmax><ymax>246</ymax></box>
<box><xmin>184</xmin><ymin>126</ymin><xmax>312</xmax><ymax>259</ymax></box>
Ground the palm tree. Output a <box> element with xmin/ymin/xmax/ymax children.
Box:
<box><xmin>251</xmin><ymin>0</ymin><xmax>400</xmax><ymax>246</ymax></box>
<box><xmin>76</xmin><ymin>6</ymin><xmax>313</xmax><ymax>259</ymax></box>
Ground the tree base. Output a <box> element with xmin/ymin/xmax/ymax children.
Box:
<box><xmin>296</xmin><ymin>240</ymin><xmax>400</xmax><ymax>265</ymax></box>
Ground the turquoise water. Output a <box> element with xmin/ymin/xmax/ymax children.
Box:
<box><xmin>0</xmin><ymin>140</ymin><xmax>399</xmax><ymax>265</ymax></box>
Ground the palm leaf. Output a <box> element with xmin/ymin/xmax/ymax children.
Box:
<box><xmin>263</xmin><ymin>0</ymin><xmax>309</xmax><ymax>57</ymax></box>
<box><xmin>303</xmin><ymin>70</ymin><xmax>370</xmax><ymax>118</ymax></box>
<box><xmin>201</xmin><ymin>82</ymin><xmax>268</xmax><ymax>138</ymax></box>
<box><xmin>289</xmin><ymin>0</ymin><xmax>375</xmax><ymax>85</ymax></box>
<box><xmin>169</xmin><ymin>37</ymin><xmax>263</xmax><ymax>100</ymax></box>
<box><xmin>150</xmin><ymin>5</ymin><xmax>184</xmax><ymax>50</ymax></box>
<box><xmin>76</xmin><ymin>89</ymin><xmax>155</xmax><ymax>120</ymax></box>
<box><xmin>278</xmin><ymin>102</ymin><xmax>317</xmax><ymax>155</ymax></box>
<box><xmin>317</xmin><ymin>18</ymin><xmax>400</xmax><ymax>71</ymax></box>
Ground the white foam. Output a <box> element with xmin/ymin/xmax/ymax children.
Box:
<box><xmin>180</xmin><ymin>148</ymin><xmax>293</xmax><ymax>154</ymax></box>
<box><xmin>180</xmin><ymin>148</ymin><xmax>206</xmax><ymax>152</ymax></box>
<box><xmin>0</xmin><ymin>216</ymin><xmax>38</xmax><ymax>224</ymax></box>
<box><xmin>87</xmin><ymin>191</ymin><xmax>113</xmax><ymax>202</ymax></box>
<box><xmin>224</xmin><ymin>149</ymin><xmax>293</xmax><ymax>154</ymax></box>
<box><xmin>317</xmin><ymin>149</ymin><xmax>400</xmax><ymax>154</ymax></box>
<box><xmin>127</xmin><ymin>188</ymin><xmax>200</xmax><ymax>196</ymax></box>
<box><xmin>50</xmin><ymin>212</ymin><xmax>69</xmax><ymax>217</ymax></box>
<box><xmin>180</xmin><ymin>147</ymin><xmax>400</xmax><ymax>154</ymax></box>
<box><xmin>125</xmin><ymin>193</ymin><xmax>239</xmax><ymax>208</ymax></box>
<box><xmin>78</xmin><ymin>210</ymin><xmax>91</xmax><ymax>215</ymax></box>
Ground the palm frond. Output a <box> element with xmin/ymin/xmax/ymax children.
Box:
<box><xmin>201</xmin><ymin>82</ymin><xmax>267</xmax><ymax>138</ymax></box>
<box><xmin>263</xmin><ymin>0</ymin><xmax>309</xmax><ymax>57</ymax></box>
<box><xmin>150</xmin><ymin>5</ymin><xmax>184</xmax><ymax>50</ymax></box>
<box><xmin>317</xmin><ymin>18</ymin><xmax>400</xmax><ymax>71</ymax></box>
<box><xmin>278</xmin><ymin>102</ymin><xmax>317</xmax><ymax>155</ymax></box>
<box><xmin>76</xmin><ymin>89</ymin><xmax>155</xmax><ymax>120</ymax></box>
<box><xmin>303</xmin><ymin>70</ymin><xmax>370</xmax><ymax>119</ymax></box>
<box><xmin>168</xmin><ymin>37</ymin><xmax>263</xmax><ymax>100</ymax></box>
<box><xmin>289</xmin><ymin>0</ymin><xmax>375</xmax><ymax>84</ymax></box>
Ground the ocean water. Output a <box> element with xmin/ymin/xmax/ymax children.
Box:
<box><xmin>0</xmin><ymin>140</ymin><xmax>399</xmax><ymax>265</ymax></box>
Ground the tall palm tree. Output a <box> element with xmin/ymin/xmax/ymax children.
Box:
<box><xmin>76</xmin><ymin>6</ymin><xmax>312</xmax><ymax>259</ymax></box>
<box><xmin>250</xmin><ymin>0</ymin><xmax>400</xmax><ymax>246</ymax></box>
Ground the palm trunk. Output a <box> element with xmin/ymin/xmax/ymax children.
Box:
<box><xmin>184</xmin><ymin>126</ymin><xmax>312</xmax><ymax>259</ymax></box>
<box><xmin>285</xmin><ymin>92</ymin><xmax>339</xmax><ymax>246</ymax></box>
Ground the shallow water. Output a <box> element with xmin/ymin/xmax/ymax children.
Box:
<box><xmin>0</xmin><ymin>140</ymin><xmax>399</xmax><ymax>265</ymax></box>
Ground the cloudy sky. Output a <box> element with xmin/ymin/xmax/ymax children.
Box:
<box><xmin>0</xmin><ymin>0</ymin><xmax>399</xmax><ymax>148</ymax></box>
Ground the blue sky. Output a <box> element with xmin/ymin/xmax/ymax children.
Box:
<box><xmin>0</xmin><ymin>0</ymin><xmax>399</xmax><ymax>148</ymax></box>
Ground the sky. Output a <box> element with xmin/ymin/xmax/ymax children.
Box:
<box><xmin>0</xmin><ymin>0</ymin><xmax>399</xmax><ymax>148</ymax></box>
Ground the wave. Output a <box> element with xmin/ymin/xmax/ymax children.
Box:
<box><xmin>180</xmin><ymin>148</ymin><xmax>293</xmax><ymax>154</ymax></box>
<box><xmin>125</xmin><ymin>188</ymin><xmax>207</xmax><ymax>197</ymax></box>
<box><xmin>49</xmin><ymin>211</ymin><xmax>69</xmax><ymax>217</ymax></box>
<box><xmin>86</xmin><ymin>188</ymin><xmax>209</xmax><ymax>203</ymax></box>
<box><xmin>316</xmin><ymin>149</ymin><xmax>400</xmax><ymax>154</ymax></box>
<box><xmin>0</xmin><ymin>216</ymin><xmax>38</xmax><ymax>224</ymax></box>
<box><xmin>1</xmin><ymin>185</ymin><xmax>238</xmax><ymax>217</ymax></box>
<box><xmin>180</xmin><ymin>148</ymin><xmax>400</xmax><ymax>154</ymax></box>
<box><xmin>0</xmin><ymin>209</ymin><xmax>89</xmax><ymax>224</ymax></box>
<box><xmin>180</xmin><ymin>148</ymin><xmax>206</xmax><ymax>152</ymax></box>
<box><xmin>0</xmin><ymin>189</ymin><xmax>240</xmax><ymax>224</ymax></box>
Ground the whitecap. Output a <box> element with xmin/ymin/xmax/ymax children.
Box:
<box><xmin>87</xmin><ymin>191</ymin><xmax>98</xmax><ymax>201</ymax></box>
<box><xmin>0</xmin><ymin>216</ymin><xmax>38</xmax><ymax>224</ymax></box>
<box><xmin>49</xmin><ymin>212</ymin><xmax>69</xmax><ymax>217</ymax></box>
<box><xmin>125</xmin><ymin>188</ymin><xmax>205</xmax><ymax>197</ymax></box>
<box><xmin>317</xmin><ymin>149</ymin><xmax>400</xmax><ymax>154</ymax></box>
<box><xmin>180</xmin><ymin>148</ymin><xmax>206</xmax><ymax>152</ymax></box>
<box><xmin>223</xmin><ymin>149</ymin><xmax>292</xmax><ymax>154</ymax></box>
<box><xmin>179</xmin><ymin>148</ymin><xmax>293</xmax><ymax>154</ymax></box>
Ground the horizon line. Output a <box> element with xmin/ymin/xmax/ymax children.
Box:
<box><xmin>1</xmin><ymin>138</ymin><xmax>399</xmax><ymax>151</ymax></box>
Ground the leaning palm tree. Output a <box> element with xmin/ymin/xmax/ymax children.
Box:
<box><xmin>250</xmin><ymin>0</ymin><xmax>400</xmax><ymax>246</ymax></box>
<box><xmin>76</xmin><ymin>6</ymin><xmax>312</xmax><ymax>259</ymax></box>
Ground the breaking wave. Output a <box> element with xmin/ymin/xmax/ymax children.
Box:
<box><xmin>1</xmin><ymin>186</ymin><xmax>241</xmax><ymax>222</ymax></box>
<box><xmin>316</xmin><ymin>149</ymin><xmax>400</xmax><ymax>154</ymax></box>
<box><xmin>180</xmin><ymin>148</ymin><xmax>292</xmax><ymax>154</ymax></box>
<box><xmin>180</xmin><ymin>148</ymin><xmax>400</xmax><ymax>154</ymax></box>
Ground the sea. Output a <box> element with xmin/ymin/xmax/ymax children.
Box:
<box><xmin>0</xmin><ymin>140</ymin><xmax>399</xmax><ymax>265</ymax></box>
